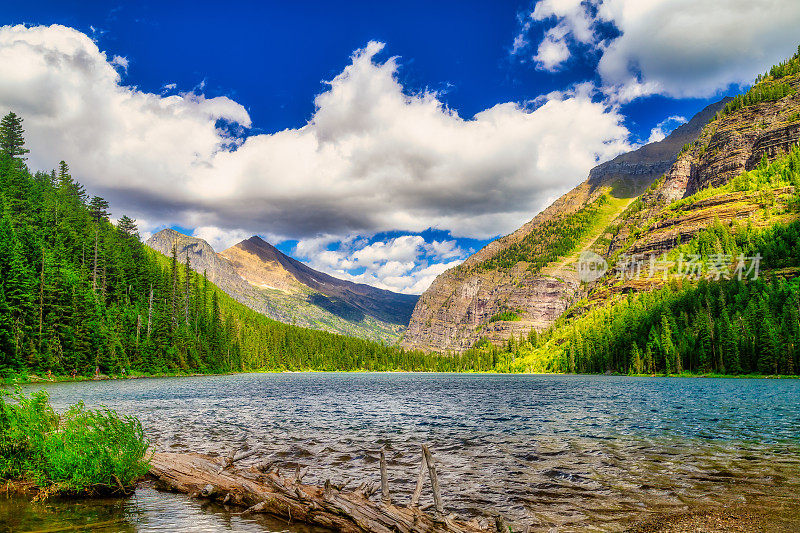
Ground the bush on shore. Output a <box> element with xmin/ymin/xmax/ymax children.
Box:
<box><xmin>0</xmin><ymin>389</ymin><xmax>150</xmax><ymax>497</ymax></box>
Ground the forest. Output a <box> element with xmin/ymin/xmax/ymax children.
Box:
<box><xmin>0</xmin><ymin>112</ymin><xmax>491</xmax><ymax>378</ymax></box>
<box><xmin>479</xmin><ymin>193</ymin><xmax>611</xmax><ymax>272</ymax></box>
<box><xmin>720</xmin><ymin>46</ymin><xmax>800</xmax><ymax>117</ymax></box>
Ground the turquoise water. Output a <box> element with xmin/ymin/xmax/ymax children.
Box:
<box><xmin>6</xmin><ymin>373</ymin><xmax>800</xmax><ymax>532</ymax></box>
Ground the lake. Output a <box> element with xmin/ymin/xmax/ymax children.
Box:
<box><xmin>4</xmin><ymin>373</ymin><xmax>800</xmax><ymax>532</ymax></box>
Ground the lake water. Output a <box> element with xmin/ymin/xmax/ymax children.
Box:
<box><xmin>4</xmin><ymin>373</ymin><xmax>800</xmax><ymax>532</ymax></box>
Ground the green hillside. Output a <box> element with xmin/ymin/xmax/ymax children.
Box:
<box><xmin>473</xmin><ymin>118</ymin><xmax>800</xmax><ymax>376</ymax></box>
<box><xmin>0</xmin><ymin>112</ymin><xmax>491</xmax><ymax>378</ymax></box>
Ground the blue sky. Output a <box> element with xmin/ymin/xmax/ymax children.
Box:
<box><xmin>2</xmin><ymin>1</ymin><xmax>799</xmax><ymax>293</ymax></box>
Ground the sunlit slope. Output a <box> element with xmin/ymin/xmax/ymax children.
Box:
<box><xmin>402</xmin><ymin>98</ymin><xmax>729</xmax><ymax>352</ymax></box>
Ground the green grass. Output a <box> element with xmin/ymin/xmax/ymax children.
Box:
<box><xmin>0</xmin><ymin>389</ymin><xmax>150</xmax><ymax>497</ymax></box>
<box><xmin>479</xmin><ymin>192</ymin><xmax>629</xmax><ymax>273</ymax></box>
<box><xmin>489</xmin><ymin>310</ymin><xmax>522</xmax><ymax>322</ymax></box>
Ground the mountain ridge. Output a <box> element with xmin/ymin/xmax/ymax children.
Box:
<box><xmin>146</xmin><ymin>230</ymin><xmax>417</xmax><ymax>342</ymax></box>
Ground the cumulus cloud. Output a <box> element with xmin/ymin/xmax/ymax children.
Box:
<box><xmin>528</xmin><ymin>0</ymin><xmax>595</xmax><ymax>71</ymax></box>
<box><xmin>292</xmin><ymin>234</ymin><xmax>468</xmax><ymax>294</ymax></box>
<box><xmin>0</xmin><ymin>24</ymin><xmax>634</xmax><ymax>292</ymax></box>
<box><xmin>192</xmin><ymin>226</ymin><xmax>252</xmax><ymax>252</ymax></box>
<box><xmin>190</xmin><ymin>41</ymin><xmax>630</xmax><ymax>240</ymax></box>
<box><xmin>646</xmin><ymin>114</ymin><xmax>687</xmax><ymax>143</ymax></box>
<box><xmin>517</xmin><ymin>0</ymin><xmax>800</xmax><ymax>100</ymax></box>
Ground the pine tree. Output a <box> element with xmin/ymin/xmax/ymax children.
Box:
<box><xmin>210</xmin><ymin>289</ymin><xmax>221</xmax><ymax>357</ymax></box>
<box><xmin>661</xmin><ymin>316</ymin><xmax>677</xmax><ymax>374</ymax></box>
<box><xmin>630</xmin><ymin>342</ymin><xmax>643</xmax><ymax>374</ymax></box>
<box><xmin>57</xmin><ymin>161</ymin><xmax>86</xmax><ymax>203</ymax></box>
<box><xmin>0</xmin><ymin>284</ymin><xmax>16</xmax><ymax>373</ymax></box>
<box><xmin>644</xmin><ymin>344</ymin><xmax>654</xmax><ymax>374</ymax></box>
<box><xmin>756</xmin><ymin>299</ymin><xmax>777</xmax><ymax>374</ymax></box>
<box><xmin>116</xmin><ymin>215</ymin><xmax>139</xmax><ymax>239</ymax></box>
<box><xmin>719</xmin><ymin>310</ymin><xmax>739</xmax><ymax>374</ymax></box>
<box><xmin>697</xmin><ymin>310</ymin><xmax>713</xmax><ymax>372</ymax></box>
<box><xmin>183</xmin><ymin>254</ymin><xmax>191</xmax><ymax>327</ymax></box>
<box><xmin>0</xmin><ymin>112</ymin><xmax>30</xmax><ymax>160</ymax></box>
<box><xmin>88</xmin><ymin>196</ymin><xmax>110</xmax><ymax>293</ymax></box>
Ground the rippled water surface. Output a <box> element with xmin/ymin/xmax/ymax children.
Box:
<box><xmin>9</xmin><ymin>373</ymin><xmax>800</xmax><ymax>532</ymax></box>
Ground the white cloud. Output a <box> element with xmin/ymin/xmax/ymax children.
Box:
<box><xmin>292</xmin><ymin>234</ymin><xmax>467</xmax><ymax>294</ymax></box>
<box><xmin>534</xmin><ymin>30</ymin><xmax>571</xmax><ymax>71</ymax></box>
<box><xmin>0</xmin><ymin>24</ymin><xmax>637</xmax><ymax>292</ymax></box>
<box><xmin>0</xmin><ymin>24</ymin><xmax>631</xmax><ymax>244</ymax></box>
<box><xmin>529</xmin><ymin>0</ymin><xmax>595</xmax><ymax>71</ymax></box>
<box><xmin>646</xmin><ymin>114</ymin><xmax>686</xmax><ymax>143</ymax></box>
<box><xmin>519</xmin><ymin>0</ymin><xmax>800</xmax><ymax>100</ymax></box>
<box><xmin>110</xmin><ymin>54</ymin><xmax>128</xmax><ymax>72</ymax></box>
<box><xmin>192</xmin><ymin>226</ymin><xmax>252</xmax><ymax>252</ymax></box>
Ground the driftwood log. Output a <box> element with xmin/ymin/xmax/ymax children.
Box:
<box><xmin>148</xmin><ymin>450</ymin><xmax>488</xmax><ymax>533</ymax></box>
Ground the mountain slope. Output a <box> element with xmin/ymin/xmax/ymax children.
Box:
<box><xmin>402</xmin><ymin>97</ymin><xmax>730</xmax><ymax>352</ymax></box>
<box><xmin>222</xmin><ymin>236</ymin><xmax>417</xmax><ymax>326</ymax></box>
<box><xmin>462</xmin><ymin>49</ymin><xmax>800</xmax><ymax>376</ymax></box>
<box><xmin>146</xmin><ymin>231</ymin><xmax>417</xmax><ymax>342</ymax></box>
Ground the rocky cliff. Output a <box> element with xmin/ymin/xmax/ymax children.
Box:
<box><xmin>402</xmin><ymin>98</ymin><xmax>730</xmax><ymax>352</ymax></box>
<box><xmin>146</xmin><ymin>230</ymin><xmax>417</xmax><ymax>342</ymax></box>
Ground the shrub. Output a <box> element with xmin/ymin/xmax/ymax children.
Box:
<box><xmin>0</xmin><ymin>389</ymin><xmax>150</xmax><ymax>496</ymax></box>
<box><xmin>489</xmin><ymin>310</ymin><xmax>522</xmax><ymax>322</ymax></box>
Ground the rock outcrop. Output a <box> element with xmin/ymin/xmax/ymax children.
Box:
<box><xmin>608</xmin><ymin>77</ymin><xmax>800</xmax><ymax>262</ymax></box>
<box><xmin>661</xmin><ymin>78</ymin><xmax>800</xmax><ymax>199</ymax></box>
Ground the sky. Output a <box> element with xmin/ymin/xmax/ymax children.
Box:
<box><xmin>1</xmin><ymin>1</ymin><xmax>799</xmax><ymax>294</ymax></box>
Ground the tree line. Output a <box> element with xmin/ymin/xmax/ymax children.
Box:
<box><xmin>0</xmin><ymin>112</ymin><xmax>491</xmax><ymax>378</ymax></box>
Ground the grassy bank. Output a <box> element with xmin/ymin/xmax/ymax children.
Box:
<box><xmin>1</xmin><ymin>369</ymin><xmax>229</xmax><ymax>386</ymax></box>
<box><xmin>3</xmin><ymin>368</ymin><xmax>798</xmax><ymax>386</ymax></box>
<box><xmin>0</xmin><ymin>389</ymin><xmax>150</xmax><ymax>498</ymax></box>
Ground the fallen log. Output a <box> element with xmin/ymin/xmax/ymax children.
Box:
<box><xmin>148</xmin><ymin>451</ymin><xmax>488</xmax><ymax>533</ymax></box>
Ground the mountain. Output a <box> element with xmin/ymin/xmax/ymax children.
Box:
<box><xmin>146</xmin><ymin>231</ymin><xmax>417</xmax><ymax>342</ymax></box>
<box><xmin>505</xmin><ymin>57</ymin><xmax>800</xmax><ymax>375</ymax></box>
<box><xmin>402</xmin><ymin>97</ymin><xmax>731</xmax><ymax>352</ymax></box>
<box><xmin>407</xmin><ymin>49</ymin><xmax>800</xmax><ymax>378</ymax></box>
<box><xmin>221</xmin><ymin>236</ymin><xmax>417</xmax><ymax>326</ymax></box>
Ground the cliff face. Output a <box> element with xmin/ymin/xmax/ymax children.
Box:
<box><xmin>668</xmin><ymin>79</ymin><xmax>800</xmax><ymax>200</ymax></box>
<box><xmin>146</xmin><ymin>231</ymin><xmax>417</xmax><ymax>342</ymax></box>
<box><xmin>402</xmin><ymin>98</ymin><xmax>730</xmax><ymax>353</ymax></box>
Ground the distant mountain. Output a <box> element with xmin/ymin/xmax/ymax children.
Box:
<box><xmin>221</xmin><ymin>236</ymin><xmax>418</xmax><ymax>326</ymax></box>
<box><xmin>146</xmin><ymin>230</ymin><xmax>417</xmax><ymax>342</ymax></box>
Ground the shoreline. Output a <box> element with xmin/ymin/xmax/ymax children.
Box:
<box><xmin>4</xmin><ymin>369</ymin><xmax>798</xmax><ymax>387</ymax></box>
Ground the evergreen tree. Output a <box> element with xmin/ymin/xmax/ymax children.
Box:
<box><xmin>0</xmin><ymin>284</ymin><xmax>16</xmax><ymax>371</ymax></box>
<box><xmin>116</xmin><ymin>215</ymin><xmax>139</xmax><ymax>239</ymax></box>
<box><xmin>660</xmin><ymin>316</ymin><xmax>677</xmax><ymax>374</ymax></box>
<box><xmin>0</xmin><ymin>112</ymin><xmax>30</xmax><ymax>160</ymax></box>
<box><xmin>630</xmin><ymin>342</ymin><xmax>643</xmax><ymax>374</ymax></box>
<box><xmin>697</xmin><ymin>310</ymin><xmax>713</xmax><ymax>372</ymax></box>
